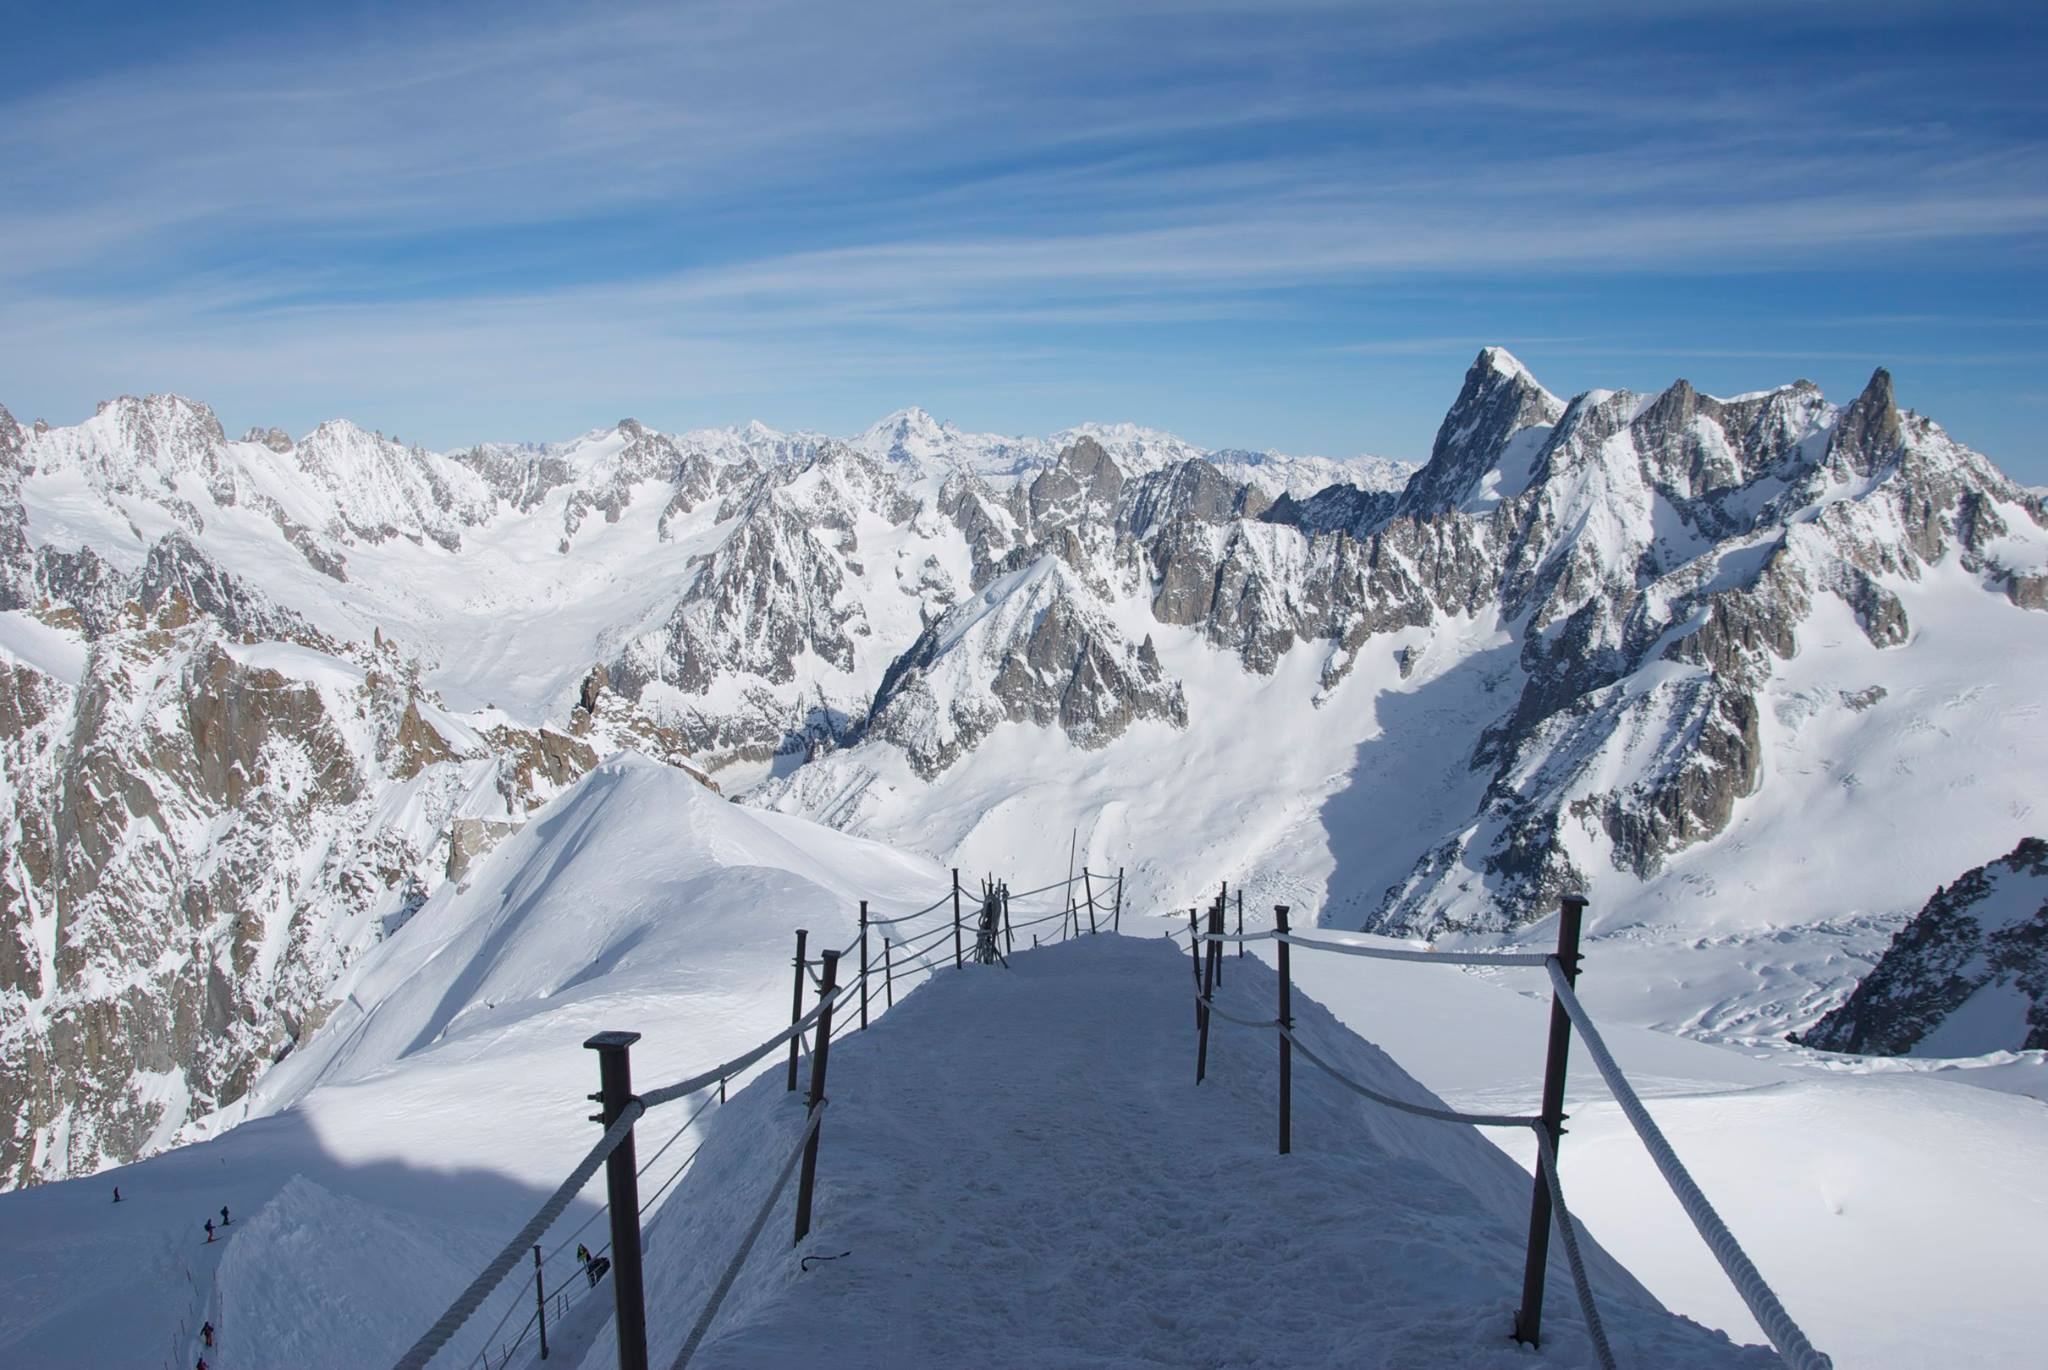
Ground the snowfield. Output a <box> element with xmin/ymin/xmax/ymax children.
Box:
<box><xmin>0</xmin><ymin>755</ymin><xmax>2036</xmax><ymax>1366</ymax></box>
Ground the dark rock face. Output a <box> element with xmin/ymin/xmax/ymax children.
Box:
<box><xmin>1801</xmin><ymin>839</ymin><xmax>2048</xmax><ymax>1055</ymax></box>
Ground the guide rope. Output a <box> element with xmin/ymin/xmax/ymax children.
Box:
<box><xmin>1531</xmin><ymin>1125</ymin><xmax>1617</xmax><ymax>1370</ymax></box>
<box><xmin>1546</xmin><ymin>962</ymin><xmax>1832</xmax><ymax>1370</ymax></box>
<box><xmin>669</xmin><ymin>1101</ymin><xmax>827</xmax><ymax>1370</ymax></box>
<box><xmin>391</xmin><ymin>1104</ymin><xmax>644</xmax><ymax>1370</ymax></box>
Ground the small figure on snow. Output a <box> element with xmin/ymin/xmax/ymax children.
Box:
<box><xmin>196</xmin><ymin>1358</ymin><xmax>208</xmax><ymax>1370</ymax></box>
<box><xmin>204</xmin><ymin>1218</ymin><xmax>215</xmax><ymax>1243</ymax></box>
<box><xmin>576</xmin><ymin>1242</ymin><xmax>591</xmax><ymax>1266</ymax></box>
<box><xmin>219</xmin><ymin>1204</ymin><xmax>230</xmax><ymax>1226</ymax></box>
<box><xmin>112</xmin><ymin>1186</ymin><xmax>121</xmax><ymax>1203</ymax></box>
<box><xmin>202</xmin><ymin>1320</ymin><xmax>215</xmax><ymax>1348</ymax></box>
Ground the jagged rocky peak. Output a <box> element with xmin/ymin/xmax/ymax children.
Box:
<box><xmin>1028</xmin><ymin>436</ymin><xmax>1125</xmax><ymax>521</ymax></box>
<box><xmin>1397</xmin><ymin>346</ymin><xmax>1566</xmax><ymax>516</ymax></box>
<box><xmin>242</xmin><ymin>426</ymin><xmax>295</xmax><ymax>453</ymax></box>
<box><xmin>865</xmin><ymin>554</ymin><xmax>1186</xmax><ymax>778</ymax></box>
<box><xmin>1826</xmin><ymin>367</ymin><xmax>1903</xmax><ymax>479</ymax></box>
<box><xmin>1801</xmin><ymin>838</ymin><xmax>2048</xmax><ymax>1056</ymax></box>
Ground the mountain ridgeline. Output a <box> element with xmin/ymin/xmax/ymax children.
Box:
<box><xmin>1</xmin><ymin>350</ymin><xmax>2043</xmax><ymax>1186</ymax></box>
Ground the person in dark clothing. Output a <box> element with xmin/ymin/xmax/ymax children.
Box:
<box><xmin>220</xmin><ymin>1204</ymin><xmax>230</xmax><ymax>1226</ymax></box>
<box><xmin>196</xmin><ymin>1358</ymin><xmax>208</xmax><ymax>1370</ymax></box>
<box><xmin>586</xmin><ymin>1255</ymin><xmax>610</xmax><ymax>1289</ymax></box>
<box><xmin>202</xmin><ymin>1320</ymin><xmax>215</xmax><ymax>1348</ymax></box>
<box><xmin>576</xmin><ymin>1242</ymin><xmax>591</xmax><ymax>1266</ymax></box>
<box><xmin>112</xmin><ymin>1186</ymin><xmax>120</xmax><ymax>1203</ymax></box>
<box><xmin>204</xmin><ymin>1218</ymin><xmax>215</xmax><ymax>1243</ymax></box>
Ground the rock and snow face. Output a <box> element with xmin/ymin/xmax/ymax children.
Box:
<box><xmin>1801</xmin><ymin>837</ymin><xmax>2048</xmax><ymax>1056</ymax></box>
<box><xmin>6</xmin><ymin>356</ymin><xmax>2047</xmax><ymax>1189</ymax></box>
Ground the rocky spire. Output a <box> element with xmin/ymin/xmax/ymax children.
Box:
<box><xmin>1397</xmin><ymin>347</ymin><xmax>1565</xmax><ymax>517</ymax></box>
<box><xmin>1826</xmin><ymin>367</ymin><xmax>1903</xmax><ymax>478</ymax></box>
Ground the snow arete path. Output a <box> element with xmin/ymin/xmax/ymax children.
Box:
<box><xmin>572</xmin><ymin>937</ymin><xmax>1769</xmax><ymax>1369</ymax></box>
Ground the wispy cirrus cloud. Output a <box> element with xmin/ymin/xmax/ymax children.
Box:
<box><xmin>2</xmin><ymin>0</ymin><xmax>2045</xmax><ymax>474</ymax></box>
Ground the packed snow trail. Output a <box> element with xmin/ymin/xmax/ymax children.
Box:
<box><xmin>573</xmin><ymin>937</ymin><xmax>1768</xmax><ymax>1369</ymax></box>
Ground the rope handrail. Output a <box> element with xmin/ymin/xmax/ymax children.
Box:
<box><xmin>1193</xmin><ymin>995</ymin><xmax>1281</xmax><ymax>1031</ymax></box>
<box><xmin>1281</xmin><ymin>1025</ymin><xmax>1542</xmax><ymax>1130</ymax></box>
<box><xmin>1532</xmin><ymin>1125</ymin><xmax>1617</xmax><ymax>1370</ymax></box>
<box><xmin>1277</xmin><ymin>931</ymin><xmax>1552</xmax><ymax>968</ymax></box>
<box><xmin>669</xmin><ymin>1101</ymin><xmax>827</xmax><ymax>1370</ymax></box>
<box><xmin>1005</xmin><ymin>873</ymin><xmax>1085</xmax><ymax>900</ymax></box>
<box><xmin>639</xmin><ymin>986</ymin><xmax>847</xmax><ymax>1112</ymax></box>
<box><xmin>864</xmin><ymin>888</ymin><xmax>956</xmax><ymax>925</ymax></box>
<box><xmin>1546</xmin><ymin>962</ymin><xmax>1832</xmax><ymax>1369</ymax></box>
<box><xmin>389</xmin><ymin>1103</ymin><xmax>645</xmax><ymax>1370</ymax></box>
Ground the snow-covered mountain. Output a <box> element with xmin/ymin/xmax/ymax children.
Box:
<box><xmin>5</xmin><ymin>353</ymin><xmax>2045</xmax><ymax>1196</ymax></box>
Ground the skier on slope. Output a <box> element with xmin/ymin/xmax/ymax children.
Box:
<box><xmin>220</xmin><ymin>1204</ymin><xmax>230</xmax><ymax>1227</ymax></box>
<box><xmin>204</xmin><ymin>1218</ymin><xmax>214</xmax><ymax>1243</ymax></box>
<box><xmin>202</xmin><ymin>1320</ymin><xmax>215</xmax><ymax>1348</ymax></box>
<box><xmin>112</xmin><ymin>1186</ymin><xmax>120</xmax><ymax>1203</ymax></box>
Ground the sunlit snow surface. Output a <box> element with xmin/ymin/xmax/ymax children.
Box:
<box><xmin>0</xmin><ymin>756</ymin><xmax>2038</xmax><ymax>1366</ymax></box>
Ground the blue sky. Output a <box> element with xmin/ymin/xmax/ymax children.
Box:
<box><xmin>3</xmin><ymin>1</ymin><xmax>2045</xmax><ymax>479</ymax></box>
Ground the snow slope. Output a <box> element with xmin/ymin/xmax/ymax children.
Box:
<box><xmin>0</xmin><ymin>755</ymin><xmax>951</xmax><ymax>1368</ymax></box>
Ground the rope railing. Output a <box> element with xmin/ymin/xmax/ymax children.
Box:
<box><xmin>391</xmin><ymin>1105</ymin><xmax>645</xmax><ymax>1370</ymax></box>
<box><xmin>1545</xmin><ymin>962</ymin><xmax>1831</xmax><ymax>1370</ymax></box>
<box><xmin>1184</xmin><ymin>893</ymin><xmax>1831</xmax><ymax>1369</ymax></box>
<box><xmin>393</xmin><ymin>861</ymin><xmax>1105</xmax><ymax>1370</ymax></box>
<box><xmin>670</xmin><ymin>1102</ymin><xmax>826</xmax><ymax>1370</ymax></box>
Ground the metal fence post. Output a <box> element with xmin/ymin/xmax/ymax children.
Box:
<box><xmin>1187</xmin><ymin>908</ymin><xmax>1202</xmax><ymax>1029</ymax></box>
<box><xmin>1513</xmin><ymin>893</ymin><xmax>1588</xmax><ymax>1349</ymax></box>
<box><xmin>1275</xmin><ymin>905</ymin><xmax>1292</xmax><ymax>1155</ymax></box>
<box><xmin>1002</xmin><ymin>882</ymin><xmax>1014</xmax><ymax>956</ymax></box>
<box><xmin>1113</xmin><ymin>867</ymin><xmax>1124</xmax><ymax>933</ymax></box>
<box><xmin>1196</xmin><ymin>900</ymin><xmax>1222</xmax><ymax>1084</ymax></box>
<box><xmin>1214</xmin><ymin>885</ymin><xmax>1226</xmax><ymax>986</ymax></box>
<box><xmin>1237</xmin><ymin>888</ymin><xmax>1244</xmax><ymax>959</ymax></box>
<box><xmin>533</xmin><ymin>1244</ymin><xmax>549</xmax><ymax>1361</ymax></box>
<box><xmin>1083</xmin><ymin>870</ymin><xmax>1097</xmax><ymax>934</ymax></box>
<box><xmin>858</xmin><ymin>901</ymin><xmax>870</xmax><ymax>1030</ymax></box>
<box><xmin>883</xmin><ymin>930</ymin><xmax>894</xmax><ymax>1009</ymax></box>
<box><xmin>952</xmin><ymin>869</ymin><xmax>964</xmax><ymax>968</ymax></box>
<box><xmin>794</xmin><ymin>950</ymin><xmax>840</xmax><ymax>1244</ymax></box>
<box><xmin>787</xmin><ymin>928</ymin><xmax>808</xmax><ymax>1092</ymax></box>
<box><xmin>583</xmin><ymin>1031</ymin><xmax>649</xmax><ymax>1370</ymax></box>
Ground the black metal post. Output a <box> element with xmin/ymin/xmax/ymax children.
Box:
<box><xmin>1275</xmin><ymin>905</ymin><xmax>1292</xmax><ymax>1156</ymax></box>
<box><xmin>1204</xmin><ymin>888</ymin><xmax>1220</xmax><ymax>982</ymax></box>
<box><xmin>787</xmin><ymin>928</ymin><xmax>808</xmax><ymax>1092</ymax></box>
<box><xmin>1083</xmin><ymin>870</ymin><xmax>1097</xmax><ymax>934</ymax></box>
<box><xmin>583</xmin><ymin>1031</ymin><xmax>649</xmax><ymax>1370</ymax></box>
<box><xmin>794</xmin><ymin>951</ymin><xmax>840</xmax><ymax>1244</ymax></box>
<box><xmin>1195</xmin><ymin>900</ymin><xmax>1222</xmax><ymax>1083</ymax></box>
<box><xmin>1002</xmin><ymin>883</ymin><xmax>1013</xmax><ymax>956</ymax></box>
<box><xmin>883</xmin><ymin>931</ymin><xmax>894</xmax><ymax>1009</ymax></box>
<box><xmin>1113</xmin><ymin>867</ymin><xmax>1124</xmax><ymax>933</ymax></box>
<box><xmin>1513</xmin><ymin>893</ymin><xmax>1588</xmax><ymax>1349</ymax></box>
<box><xmin>1237</xmin><ymin>888</ymin><xmax>1245</xmax><ymax>959</ymax></box>
<box><xmin>858</xmin><ymin>901</ymin><xmax>870</xmax><ymax>1031</ymax></box>
<box><xmin>533</xmin><ymin>1244</ymin><xmax>549</xmax><ymax>1360</ymax></box>
<box><xmin>1187</xmin><ymin>908</ymin><xmax>1202</xmax><ymax>1029</ymax></box>
<box><xmin>951</xmin><ymin>869</ymin><xmax>964</xmax><ymax>968</ymax></box>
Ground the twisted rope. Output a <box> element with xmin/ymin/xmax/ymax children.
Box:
<box><xmin>1532</xmin><ymin>1125</ymin><xmax>1617</xmax><ymax>1370</ymax></box>
<box><xmin>1280</xmin><ymin>1026</ymin><xmax>1540</xmax><ymax>1130</ymax></box>
<box><xmin>669</xmin><ymin>1102</ymin><xmax>827</xmax><ymax>1370</ymax></box>
<box><xmin>1277</xmin><ymin>932</ymin><xmax>1551</xmax><ymax>967</ymax></box>
<box><xmin>389</xmin><ymin>1103</ymin><xmax>644</xmax><ymax>1370</ymax></box>
<box><xmin>1546</xmin><ymin>962</ymin><xmax>1831</xmax><ymax>1369</ymax></box>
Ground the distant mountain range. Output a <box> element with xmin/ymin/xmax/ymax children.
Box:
<box><xmin>4</xmin><ymin>348</ymin><xmax>2044</xmax><ymax>1185</ymax></box>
